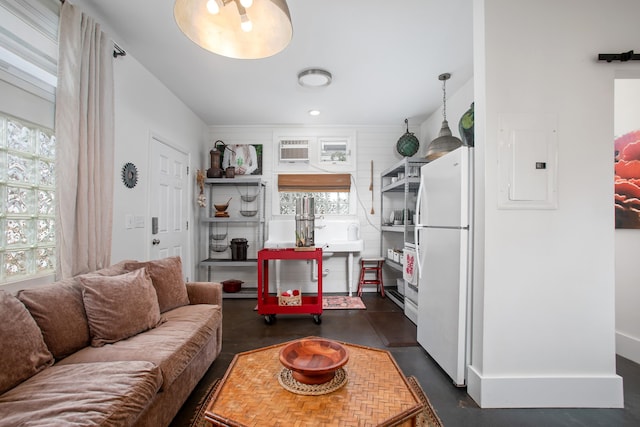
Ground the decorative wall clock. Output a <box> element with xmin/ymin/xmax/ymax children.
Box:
<box><xmin>121</xmin><ymin>162</ymin><xmax>138</xmax><ymax>188</ymax></box>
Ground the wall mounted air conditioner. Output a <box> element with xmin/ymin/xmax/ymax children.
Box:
<box><xmin>279</xmin><ymin>139</ymin><xmax>309</xmax><ymax>162</ymax></box>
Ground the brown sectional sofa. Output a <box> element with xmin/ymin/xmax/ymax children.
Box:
<box><xmin>0</xmin><ymin>256</ymin><xmax>223</xmax><ymax>427</ymax></box>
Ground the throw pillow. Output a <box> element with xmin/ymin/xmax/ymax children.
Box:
<box><xmin>17</xmin><ymin>278</ymin><xmax>91</xmax><ymax>360</ymax></box>
<box><xmin>124</xmin><ymin>256</ymin><xmax>189</xmax><ymax>313</ymax></box>
<box><xmin>0</xmin><ymin>290</ymin><xmax>54</xmax><ymax>394</ymax></box>
<box><xmin>80</xmin><ymin>268</ymin><xmax>164</xmax><ymax>347</ymax></box>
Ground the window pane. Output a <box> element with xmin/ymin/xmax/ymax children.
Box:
<box><xmin>38</xmin><ymin>189</ymin><xmax>55</xmax><ymax>215</ymax></box>
<box><xmin>7</xmin><ymin>119</ymin><xmax>33</xmax><ymax>153</ymax></box>
<box><xmin>3</xmin><ymin>250</ymin><xmax>30</xmax><ymax>277</ymax></box>
<box><xmin>36</xmin><ymin>247</ymin><xmax>55</xmax><ymax>272</ymax></box>
<box><xmin>7</xmin><ymin>153</ymin><xmax>34</xmax><ymax>183</ymax></box>
<box><xmin>38</xmin><ymin>159</ymin><xmax>55</xmax><ymax>186</ymax></box>
<box><xmin>37</xmin><ymin>219</ymin><xmax>54</xmax><ymax>243</ymax></box>
<box><xmin>37</xmin><ymin>130</ymin><xmax>55</xmax><ymax>158</ymax></box>
<box><xmin>6</xmin><ymin>186</ymin><xmax>33</xmax><ymax>214</ymax></box>
<box><xmin>5</xmin><ymin>219</ymin><xmax>31</xmax><ymax>246</ymax></box>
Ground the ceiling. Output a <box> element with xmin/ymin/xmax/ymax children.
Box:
<box><xmin>75</xmin><ymin>0</ymin><xmax>473</xmax><ymax>127</ymax></box>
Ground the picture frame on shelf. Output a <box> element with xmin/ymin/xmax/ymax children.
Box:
<box><xmin>221</xmin><ymin>144</ymin><xmax>263</xmax><ymax>176</ymax></box>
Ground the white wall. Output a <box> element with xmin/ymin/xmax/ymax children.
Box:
<box><xmin>467</xmin><ymin>0</ymin><xmax>640</xmax><ymax>408</ymax></box>
<box><xmin>614</xmin><ymin>78</ymin><xmax>640</xmax><ymax>364</ymax></box>
<box><xmin>109</xmin><ymin>56</ymin><xmax>208</xmax><ymax>280</ymax></box>
<box><xmin>205</xmin><ymin>124</ymin><xmax>419</xmax><ymax>292</ymax></box>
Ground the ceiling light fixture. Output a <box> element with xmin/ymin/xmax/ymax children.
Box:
<box><xmin>308</xmin><ymin>109</ymin><xmax>321</xmax><ymax>116</ymax></box>
<box><xmin>174</xmin><ymin>0</ymin><xmax>293</xmax><ymax>59</ymax></box>
<box><xmin>425</xmin><ymin>73</ymin><xmax>462</xmax><ymax>162</ymax></box>
<box><xmin>298</xmin><ymin>68</ymin><xmax>332</xmax><ymax>88</ymax></box>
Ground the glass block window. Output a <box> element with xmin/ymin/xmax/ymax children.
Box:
<box><xmin>0</xmin><ymin>113</ymin><xmax>56</xmax><ymax>282</ymax></box>
<box><xmin>279</xmin><ymin>192</ymin><xmax>350</xmax><ymax>215</ymax></box>
<box><xmin>277</xmin><ymin>173</ymin><xmax>351</xmax><ymax>215</ymax></box>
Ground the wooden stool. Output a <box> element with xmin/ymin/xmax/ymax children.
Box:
<box><xmin>357</xmin><ymin>258</ymin><xmax>385</xmax><ymax>297</ymax></box>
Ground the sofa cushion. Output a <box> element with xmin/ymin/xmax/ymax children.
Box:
<box><xmin>124</xmin><ymin>256</ymin><xmax>190</xmax><ymax>313</ymax></box>
<box><xmin>17</xmin><ymin>278</ymin><xmax>90</xmax><ymax>360</ymax></box>
<box><xmin>80</xmin><ymin>268</ymin><xmax>163</xmax><ymax>347</ymax></box>
<box><xmin>0</xmin><ymin>290</ymin><xmax>54</xmax><ymax>395</ymax></box>
<box><xmin>16</xmin><ymin>259</ymin><xmax>137</xmax><ymax>360</ymax></box>
<box><xmin>0</xmin><ymin>361</ymin><xmax>162</xmax><ymax>427</ymax></box>
<box><xmin>56</xmin><ymin>304</ymin><xmax>221</xmax><ymax>390</ymax></box>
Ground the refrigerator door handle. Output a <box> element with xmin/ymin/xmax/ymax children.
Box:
<box><xmin>414</xmin><ymin>226</ymin><xmax>420</xmax><ymax>277</ymax></box>
<box><xmin>415</xmin><ymin>178</ymin><xmax>423</xmax><ymax>226</ymax></box>
<box><xmin>414</xmin><ymin>182</ymin><xmax>423</xmax><ymax>277</ymax></box>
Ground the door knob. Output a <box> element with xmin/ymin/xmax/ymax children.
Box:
<box><xmin>152</xmin><ymin>239</ymin><xmax>160</xmax><ymax>245</ymax></box>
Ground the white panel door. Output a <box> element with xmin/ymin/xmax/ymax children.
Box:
<box><xmin>149</xmin><ymin>137</ymin><xmax>190</xmax><ymax>279</ymax></box>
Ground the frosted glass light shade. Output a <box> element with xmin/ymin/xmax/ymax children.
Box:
<box><xmin>174</xmin><ymin>0</ymin><xmax>293</xmax><ymax>59</ymax></box>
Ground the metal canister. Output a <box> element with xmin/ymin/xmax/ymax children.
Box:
<box><xmin>230</xmin><ymin>238</ymin><xmax>248</xmax><ymax>260</ymax></box>
<box><xmin>295</xmin><ymin>196</ymin><xmax>314</xmax><ymax>247</ymax></box>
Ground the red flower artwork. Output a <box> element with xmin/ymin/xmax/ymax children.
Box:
<box><xmin>615</xmin><ymin>129</ymin><xmax>640</xmax><ymax>228</ymax></box>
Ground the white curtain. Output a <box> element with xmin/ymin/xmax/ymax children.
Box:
<box><xmin>55</xmin><ymin>1</ymin><xmax>114</xmax><ymax>278</ymax></box>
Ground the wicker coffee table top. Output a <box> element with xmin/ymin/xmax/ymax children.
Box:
<box><xmin>205</xmin><ymin>338</ymin><xmax>423</xmax><ymax>426</ymax></box>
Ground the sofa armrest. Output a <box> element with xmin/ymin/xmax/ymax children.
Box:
<box><xmin>185</xmin><ymin>282</ymin><xmax>222</xmax><ymax>306</ymax></box>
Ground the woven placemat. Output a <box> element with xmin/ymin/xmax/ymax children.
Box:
<box><xmin>277</xmin><ymin>367</ymin><xmax>348</xmax><ymax>395</ymax></box>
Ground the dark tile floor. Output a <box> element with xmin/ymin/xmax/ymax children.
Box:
<box><xmin>170</xmin><ymin>295</ymin><xmax>640</xmax><ymax>426</ymax></box>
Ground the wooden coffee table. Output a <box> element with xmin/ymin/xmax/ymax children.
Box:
<box><xmin>204</xmin><ymin>338</ymin><xmax>423</xmax><ymax>426</ymax></box>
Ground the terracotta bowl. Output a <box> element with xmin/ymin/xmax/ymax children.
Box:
<box><xmin>214</xmin><ymin>203</ymin><xmax>228</xmax><ymax>212</ymax></box>
<box><xmin>279</xmin><ymin>338</ymin><xmax>349</xmax><ymax>385</ymax></box>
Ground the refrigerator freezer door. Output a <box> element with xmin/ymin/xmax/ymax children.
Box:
<box><xmin>418</xmin><ymin>147</ymin><xmax>469</xmax><ymax>228</ymax></box>
<box><xmin>417</xmin><ymin>227</ymin><xmax>469</xmax><ymax>386</ymax></box>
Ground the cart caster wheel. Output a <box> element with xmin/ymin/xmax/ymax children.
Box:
<box><xmin>313</xmin><ymin>314</ymin><xmax>322</xmax><ymax>324</ymax></box>
<box><xmin>264</xmin><ymin>315</ymin><xmax>276</xmax><ymax>325</ymax></box>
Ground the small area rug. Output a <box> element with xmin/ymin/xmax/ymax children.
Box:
<box><xmin>365</xmin><ymin>311</ymin><xmax>418</xmax><ymax>347</ymax></box>
<box><xmin>189</xmin><ymin>375</ymin><xmax>443</xmax><ymax>427</ymax></box>
<box><xmin>322</xmin><ymin>295</ymin><xmax>366</xmax><ymax>309</ymax></box>
<box><xmin>254</xmin><ymin>296</ymin><xmax>365</xmax><ymax>311</ymax></box>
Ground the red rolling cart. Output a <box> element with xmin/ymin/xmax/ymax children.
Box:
<box><xmin>257</xmin><ymin>248</ymin><xmax>323</xmax><ymax>324</ymax></box>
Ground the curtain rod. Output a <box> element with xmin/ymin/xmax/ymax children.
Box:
<box><xmin>59</xmin><ymin>0</ymin><xmax>126</xmax><ymax>58</ymax></box>
<box><xmin>598</xmin><ymin>50</ymin><xmax>640</xmax><ymax>62</ymax></box>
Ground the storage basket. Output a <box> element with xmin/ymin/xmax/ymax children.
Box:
<box><xmin>278</xmin><ymin>292</ymin><xmax>302</xmax><ymax>306</ymax></box>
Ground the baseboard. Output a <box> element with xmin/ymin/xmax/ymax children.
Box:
<box><xmin>467</xmin><ymin>366</ymin><xmax>624</xmax><ymax>408</ymax></box>
<box><xmin>616</xmin><ymin>330</ymin><xmax>640</xmax><ymax>364</ymax></box>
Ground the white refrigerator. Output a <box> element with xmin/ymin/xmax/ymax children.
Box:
<box><xmin>414</xmin><ymin>146</ymin><xmax>473</xmax><ymax>387</ymax></box>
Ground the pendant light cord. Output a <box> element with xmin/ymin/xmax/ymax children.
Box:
<box><xmin>438</xmin><ymin>72</ymin><xmax>451</xmax><ymax>122</ymax></box>
<box><xmin>442</xmin><ymin>79</ymin><xmax>447</xmax><ymax>122</ymax></box>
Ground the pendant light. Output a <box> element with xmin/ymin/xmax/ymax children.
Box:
<box><xmin>425</xmin><ymin>73</ymin><xmax>462</xmax><ymax>161</ymax></box>
<box><xmin>174</xmin><ymin>0</ymin><xmax>293</xmax><ymax>59</ymax></box>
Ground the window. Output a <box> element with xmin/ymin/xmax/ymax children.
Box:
<box><xmin>277</xmin><ymin>173</ymin><xmax>351</xmax><ymax>215</ymax></box>
<box><xmin>319</xmin><ymin>138</ymin><xmax>349</xmax><ymax>164</ymax></box>
<box><xmin>279</xmin><ymin>192</ymin><xmax>350</xmax><ymax>215</ymax></box>
<box><xmin>0</xmin><ymin>0</ymin><xmax>58</xmax><ymax>285</ymax></box>
<box><xmin>0</xmin><ymin>113</ymin><xmax>56</xmax><ymax>282</ymax></box>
